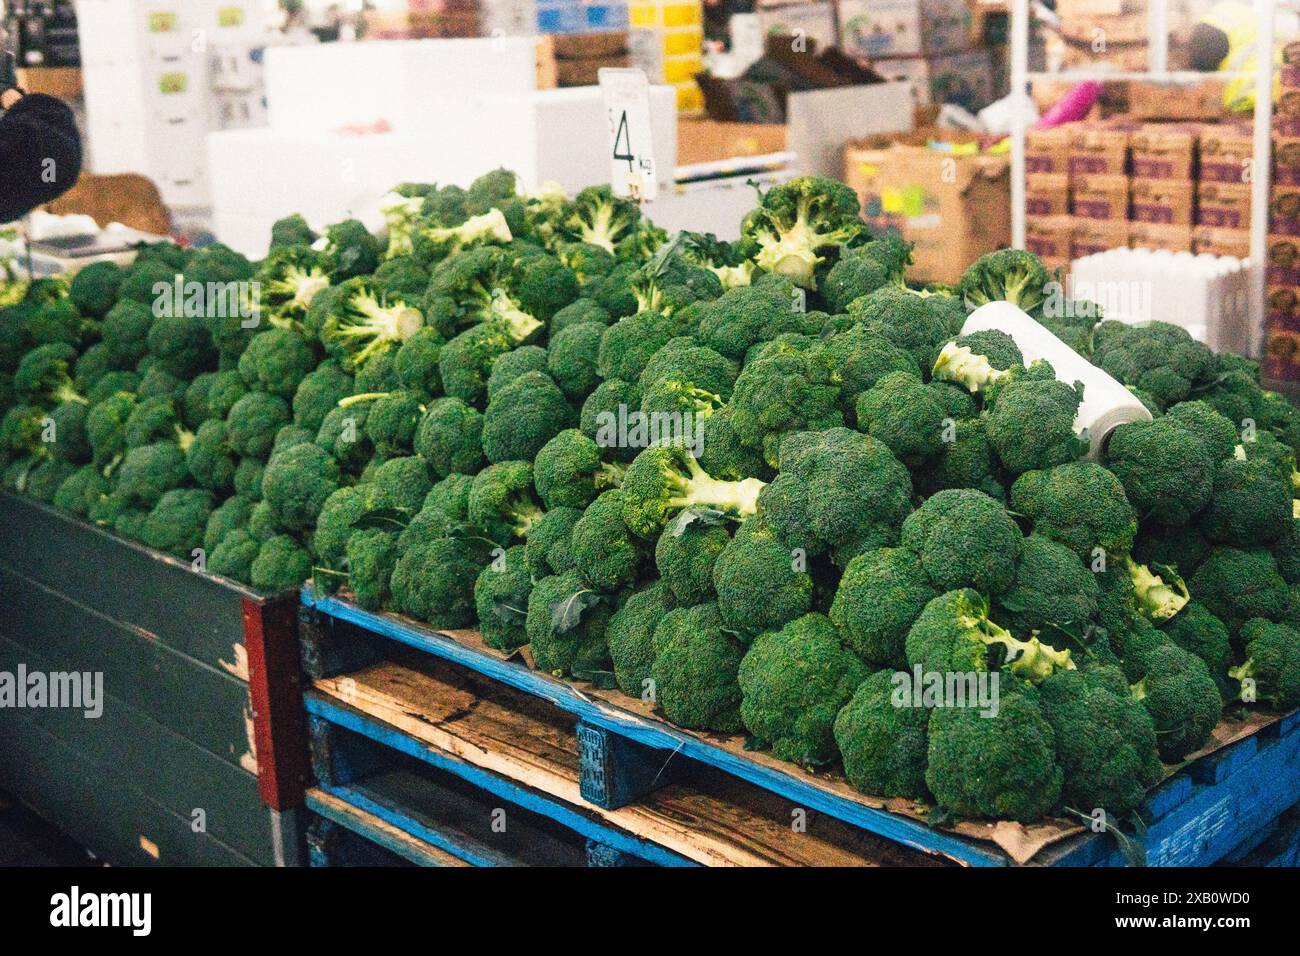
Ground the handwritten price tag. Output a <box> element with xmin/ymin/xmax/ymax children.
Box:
<box><xmin>598</xmin><ymin>68</ymin><xmax>657</xmax><ymax>203</ymax></box>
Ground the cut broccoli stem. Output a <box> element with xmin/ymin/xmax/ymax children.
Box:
<box><xmin>514</xmin><ymin>503</ymin><xmax>544</xmax><ymax>538</ymax></box>
<box><xmin>337</xmin><ymin>392</ymin><xmax>387</xmax><ymax>409</ymax></box>
<box><xmin>596</xmin><ymin>461</ymin><xmax>627</xmax><ymax>491</ymax></box>
<box><xmin>751</xmin><ymin>193</ymin><xmax>858</xmax><ymax>289</ymax></box>
<box><xmin>1226</xmin><ymin>660</ymin><xmax>1255</xmax><ymax>701</ymax></box>
<box><xmin>580</xmin><ymin>201</ymin><xmax>620</xmax><ymax>252</ymax></box>
<box><xmin>176</xmin><ymin>427</ymin><xmax>195</xmax><ymax>454</ymax></box>
<box><xmin>55</xmin><ymin>382</ymin><xmax>89</xmax><ymax>406</ymax></box>
<box><xmin>669</xmin><ymin>453</ymin><xmax>765</xmax><ymax>519</ymax></box>
<box><xmin>1127</xmin><ymin>557</ymin><xmax>1189</xmax><ymax>622</ymax></box>
<box><xmin>489</xmin><ymin>289</ymin><xmax>543</xmax><ymax>343</ymax></box>
<box><xmin>932</xmin><ymin>342</ymin><xmax>1012</xmax><ymax>394</ymax></box>
<box><xmin>954</xmin><ymin>595</ymin><xmax>1075</xmax><ymax>682</ymax></box>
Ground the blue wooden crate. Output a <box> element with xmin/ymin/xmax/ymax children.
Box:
<box><xmin>301</xmin><ymin>589</ymin><xmax>1300</xmax><ymax>867</ymax></box>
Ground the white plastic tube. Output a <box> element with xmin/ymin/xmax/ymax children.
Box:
<box><xmin>961</xmin><ymin>301</ymin><xmax>1153</xmax><ymax>459</ymax></box>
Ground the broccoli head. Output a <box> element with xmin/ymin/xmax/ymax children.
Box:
<box><xmin>238</xmin><ymin>328</ymin><xmax>319</xmax><ymax>399</ymax></box>
<box><xmin>737</xmin><ymin>612</ymin><xmax>869</xmax><ymax>766</ymax></box>
<box><xmin>738</xmin><ymin>177</ymin><xmax>866</xmax><ymax>290</ymax></box>
<box><xmin>955</xmin><ymin>249</ymin><xmax>1051</xmax><ymax>313</ymax></box>
<box><xmin>655</xmin><ymin>521</ymin><xmax>731</xmax><ymax>606</ymax></box>
<box><xmin>830</xmin><ymin>548</ymin><xmax>938</xmax><ymax>668</ymax></box>
<box><xmin>390</xmin><ymin>534</ymin><xmax>495</xmax><ymax>628</ymax></box>
<box><xmin>650</xmin><ymin>602</ymin><xmax>746</xmax><ymax>733</ymax></box>
<box><xmin>1010</xmin><ymin>461</ymin><xmax>1136</xmax><ymax>561</ymax></box>
<box><xmin>997</xmin><ymin>534</ymin><xmax>1099</xmax><ymax>634</ymax></box>
<box><xmin>533</xmin><ymin>429</ymin><xmax>626</xmax><ymax>511</ymax></box>
<box><xmin>524</xmin><ymin>506</ymin><xmax>582</xmax><ymax>580</ymax></box>
<box><xmin>68</xmin><ymin>261</ymin><xmax>124</xmax><ymax>319</ymax></box>
<box><xmin>1092</xmin><ymin>321</ymin><xmax>1215</xmax><ymax>410</ymax></box>
<box><xmin>226</xmin><ymin>391</ymin><xmax>291</xmax><ymax>460</ymax></box>
<box><xmin>1129</xmin><ymin>641</ymin><xmax>1222</xmax><ymax>762</ymax></box>
<box><xmin>525</xmin><ymin>569</ymin><xmax>614</xmax><ymax>677</ymax></box>
<box><xmin>320</xmin><ymin>277</ymin><xmax>424</xmax><ymax>373</ymax></box>
<box><xmin>1165</xmin><ymin>400</ymin><xmax>1240</xmax><ymax>463</ymax></box>
<box><xmin>468</xmin><ymin>461</ymin><xmax>544</xmax><ymax>545</ymax></box>
<box><xmin>855</xmin><ymin>371</ymin><xmax>961</xmax><ymax>471</ymax></box>
<box><xmin>1104</xmin><ymin>419</ymin><xmax>1215</xmax><ymax>526</ymax></box>
<box><xmin>437</xmin><ymin>321</ymin><xmax>516</xmax><ymax>408</ymax></box>
<box><xmin>621</xmin><ymin>441</ymin><xmax>766</xmax><ymax>539</ymax></box>
<box><xmin>1162</xmin><ymin>601</ymin><xmax>1234</xmax><ymax>699</ymax></box>
<box><xmin>262</xmin><ymin>441</ymin><xmax>341</xmax><ymax>532</ymax></box>
<box><xmin>1230</xmin><ymin>619</ymin><xmax>1300</xmax><ymax>709</ymax></box>
<box><xmin>984</xmin><ymin>372</ymin><xmax>1088</xmax><ymax>476</ymax></box>
<box><xmin>606</xmin><ymin>580</ymin><xmax>677</xmax><ymax>697</ymax></box>
<box><xmin>486</xmin><ymin>346</ymin><xmax>548</xmax><ymax>401</ymax></box>
<box><xmin>695</xmin><ymin>279</ymin><xmax>818</xmax><ymax>361</ymax></box>
<box><xmin>546</xmin><ymin>321</ymin><xmax>604</xmax><ymax>402</ymax></box>
<box><xmin>727</xmin><ymin>336</ymin><xmax>842</xmax><ymax>468</ymax></box>
<box><xmin>185</xmin><ymin>419</ymin><xmax>238</xmax><ymax>493</ymax></box>
<box><xmin>345</xmin><ymin>527</ymin><xmax>399</xmax><ymax>611</ymax></box>
<box><xmin>813</xmin><ymin>324</ymin><xmax>918</xmax><ymax>422</ymax></box>
<box><xmin>570</xmin><ymin>488</ymin><xmax>646</xmax><ymax>592</ymax></box>
<box><xmin>848</xmin><ymin>285</ymin><xmax>958</xmax><ymax>371</ymax></box>
<box><xmin>250</xmin><ymin>534</ymin><xmax>313</xmax><ymax>592</ymax></box>
<box><xmin>413</xmin><ymin>396</ymin><xmax>484</xmax><ymax>478</ymax></box>
<box><xmin>481</xmin><ymin>370</ymin><xmax>577</xmax><ymax>464</ymax></box>
<box><xmin>141</xmin><ymin>488</ymin><xmax>214</xmax><ymax>558</ymax></box>
<box><xmin>1201</xmin><ymin>457</ymin><xmax>1291</xmax><ymax>547</ymax></box>
<box><xmin>900</xmin><ymin>488</ymin><xmax>1023</xmax><ymax>595</ymax></box>
<box><xmin>833</xmin><ymin>669</ymin><xmax>931</xmax><ymax>800</ymax></box>
<box><xmin>115</xmin><ymin>442</ymin><xmax>189</xmax><ymax>508</ymax></box>
<box><xmin>712</xmin><ymin>517</ymin><xmax>814</xmax><ymax>640</ymax></box>
<box><xmin>473</xmin><ymin>545</ymin><xmax>533</xmax><ymax>652</ymax></box>
<box><xmin>1190</xmin><ymin>547</ymin><xmax>1291</xmax><ymax>636</ymax></box>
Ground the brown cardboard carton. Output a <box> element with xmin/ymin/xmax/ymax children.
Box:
<box><xmin>1268</xmin><ymin>234</ymin><xmax>1300</xmax><ymax>287</ymax></box>
<box><xmin>1129</xmin><ymin>124</ymin><xmax>1197</xmax><ymax>180</ymax></box>
<box><xmin>1069</xmin><ymin>123</ymin><xmax>1130</xmax><ymax>177</ymax></box>
<box><xmin>1199</xmin><ymin>123</ymin><xmax>1254</xmax><ymax>184</ymax></box>
<box><xmin>1196</xmin><ymin>181</ymin><xmax>1252</xmax><ymax>230</ymax></box>
<box><xmin>1128</xmin><ymin>221</ymin><xmax>1193</xmax><ymax>251</ymax></box>
<box><xmin>1192</xmin><ymin>225</ymin><xmax>1251</xmax><ymax>259</ymax></box>
<box><xmin>1271</xmin><ymin>187</ymin><xmax>1300</xmax><ymax>237</ymax></box>
<box><xmin>1263</xmin><ymin>327</ymin><xmax>1300</xmax><ymax>381</ymax></box>
<box><xmin>1130</xmin><ymin>177</ymin><xmax>1194</xmax><ymax>226</ymax></box>
<box><xmin>677</xmin><ymin>119</ymin><xmax>786</xmax><ymax>165</ymax></box>
<box><xmin>1057</xmin><ymin>11</ymin><xmax>1147</xmax><ymax>46</ymax></box>
<box><xmin>1268</xmin><ymin>284</ymin><xmax>1300</xmax><ymax>331</ymax></box>
<box><xmin>1072</xmin><ymin>217</ymin><xmax>1130</xmax><ymax>258</ymax></box>
<box><xmin>1276</xmin><ymin>135</ymin><xmax>1300</xmax><ymax>187</ymax></box>
<box><xmin>1072</xmin><ymin>173</ymin><xmax>1130</xmax><ymax>220</ymax></box>
<box><xmin>1025</xmin><ymin>173</ymin><xmax>1069</xmax><ymax>216</ymax></box>
<box><xmin>1127</xmin><ymin>79</ymin><xmax>1231</xmax><ymax>121</ymax></box>
<box><xmin>844</xmin><ymin>135</ymin><xmax>1010</xmax><ymax>285</ymax></box>
<box><xmin>1026</xmin><ymin>125</ymin><xmax>1072</xmax><ymax>176</ymax></box>
<box><xmin>1025</xmin><ymin>215</ymin><xmax>1076</xmax><ymax>272</ymax></box>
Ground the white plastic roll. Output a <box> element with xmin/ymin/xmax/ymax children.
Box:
<box><xmin>960</xmin><ymin>301</ymin><xmax>1153</xmax><ymax>460</ymax></box>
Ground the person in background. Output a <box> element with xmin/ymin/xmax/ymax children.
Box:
<box><xmin>0</xmin><ymin>52</ymin><xmax>83</xmax><ymax>223</ymax></box>
<box><xmin>1187</xmin><ymin>1</ymin><xmax>1280</xmax><ymax>113</ymax></box>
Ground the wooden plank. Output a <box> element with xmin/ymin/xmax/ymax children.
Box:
<box><xmin>0</xmin><ymin>633</ymin><xmax>277</xmax><ymax>866</ymax></box>
<box><xmin>306</xmin><ymin>592</ymin><xmax>1008</xmax><ymax>865</ymax></box>
<box><xmin>0</xmin><ymin>493</ymin><xmax>267</xmax><ymax>675</ymax></box>
<box><xmin>306</xmin><ymin>789</ymin><xmax>471</xmax><ymax>867</ymax></box>
<box><xmin>0</xmin><ymin>712</ymin><xmax>258</xmax><ymax>867</ymax></box>
<box><xmin>0</xmin><ymin>565</ymin><xmax>255</xmax><ymax>771</ymax></box>
<box><xmin>306</xmin><ymin>815</ymin><xmax>412</xmax><ymax>867</ymax></box>
<box><xmin>309</xmin><ymin>656</ymin><xmax>949</xmax><ymax>867</ymax></box>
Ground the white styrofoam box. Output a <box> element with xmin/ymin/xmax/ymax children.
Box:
<box><xmin>209</xmin><ymin>85</ymin><xmax>677</xmax><ymax>254</ymax></box>
<box><xmin>212</xmin><ymin>210</ymin><xmax>280</xmax><ymax>259</ymax></box>
<box><xmin>649</xmin><ymin>168</ymin><xmax>793</xmax><ymax>240</ymax></box>
<box><xmin>191</xmin><ymin>0</ymin><xmax>270</xmax><ymax>42</ymax></box>
<box><xmin>786</xmin><ymin>82</ymin><xmax>914</xmax><ymax>177</ymax></box>
<box><xmin>756</xmin><ymin>3</ymin><xmax>838</xmax><ymax>53</ymax></box>
<box><xmin>263</xmin><ymin>38</ymin><xmax>539</xmax><ymax>135</ymax></box>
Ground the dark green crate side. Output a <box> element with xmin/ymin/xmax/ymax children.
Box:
<box><xmin>0</xmin><ymin>493</ymin><xmax>254</xmax><ymax>674</ymax></box>
<box><xmin>0</xmin><ymin>564</ymin><xmax>254</xmax><ymax>771</ymax></box>
<box><xmin>0</xmin><ymin>634</ymin><xmax>278</xmax><ymax>866</ymax></box>
<box><xmin>0</xmin><ymin>712</ymin><xmax>259</xmax><ymax>867</ymax></box>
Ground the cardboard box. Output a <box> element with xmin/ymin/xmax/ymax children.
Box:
<box><xmin>1054</xmin><ymin>0</ymin><xmax>1143</xmax><ymax>16</ymax></box>
<box><xmin>1128</xmin><ymin>221</ymin><xmax>1193</xmax><ymax>252</ymax></box>
<box><xmin>787</xmin><ymin>82</ymin><xmax>915</xmax><ymax>176</ymax></box>
<box><xmin>1126</xmin><ymin>79</ymin><xmax>1231</xmax><ymax>121</ymax></box>
<box><xmin>1271</xmin><ymin>187</ymin><xmax>1300</xmax><ymax>237</ymax></box>
<box><xmin>1263</xmin><ymin>327</ymin><xmax>1300</xmax><ymax>381</ymax></box>
<box><xmin>676</xmin><ymin>118</ymin><xmax>785</xmax><ymax>165</ymax></box>
<box><xmin>1025</xmin><ymin>173</ymin><xmax>1069</xmax><ymax>216</ymax></box>
<box><xmin>1267</xmin><ymin>234</ymin><xmax>1300</xmax><ymax>287</ymax></box>
<box><xmin>1072</xmin><ymin>217</ymin><xmax>1130</xmax><ymax>259</ymax></box>
<box><xmin>1069</xmin><ymin>124</ymin><xmax>1130</xmax><ymax>177</ymax></box>
<box><xmin>836</xmin><ymin>0</ymin><xmax>971</xmax><ymax>59</ymax></box>
<box><xmin>1058</xmin><ymin>11</ymin><xmax>1147</xmax><ymax>46</ymax></box>
<box><xmin>1129</xmin><ymin>124</ymin><xmax>1197</xmax><ymax>180</ymax></box>
<box><xmin>1131</xmin><ymin>178</ymin><xmax>1194</xmax><ymax>226</ymax></box>
<box><xmin>1192</xmin><ymin>225</ymin><xmax>1251</xmax><ymax>259</ymax></box>
<box><xmin>1060</xmin><ymin>36</ymin><xmax>1146</xmax><ymax>72</ymax></box>
<box><xmin>1276</xmin><ymin>134</ymin><xmax>1300</xmax><ymax>187</ymax></box>
<box><xmin>757</xmin><ymin>2</ymin><xmax>839</xmax><ymax>54</ymax></box>
<box><xmin>1197</xmin><ymin>181</ymin><xmax>1252</xmax><ymax>230</ymax></box>
<box><xmin>1199</xmin><ymin>122</ymin><xmax>1253</xmax><ymax>184</ymax></box>
<box><xmin>1268</xmin><ymin>284</ymin><xmax>1300</xmax><ymax>330</ymax></box>
<box><xmin>845</xmin><ymin>133</ymin><xmax>1009</xmax><ymax>284</ymax></box>
<box><xmin>1072</xmin><ymin>173</ymin><xmax>1129</xmax><ymax>220</ymax></box>
<box><xmin>1025</xmin><ymin>214</ymin><xmax>1076</xmax><ymax>272</ymax></box>
<box><xmin>872</xmin><ymin>48</ymin><xmax>995</xmax><ymax>114</ymax></box>
<box><xmin>1026</xmin><ymin>125</ymin><xmax>1071</xmax><ymax>176</ymax></box>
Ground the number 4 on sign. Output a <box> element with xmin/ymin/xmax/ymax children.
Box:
<box><xmin>599</xmin><ymin>68</ymin><xmax>658</xmax><ymax>203</ymax></box>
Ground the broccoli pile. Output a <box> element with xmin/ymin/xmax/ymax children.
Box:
<box><xmin>5</xmin><ymin>173</ymin><xmax>1298</xmax><ymax>829</ymax></box>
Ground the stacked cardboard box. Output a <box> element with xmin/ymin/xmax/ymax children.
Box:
<box><xmin>552</xmin><ymin>30</ymin><xmax>629</xmax><ymax>85</ymax></box>
<box><xmin>1053</xmin><ymin>0</ymin><xmax>1151</xmax><ymax>73</ymax></box>
<box><xmin>1023</xmin><ymin>119</ymin><xmax>1255</xmax><ymax>273</ymax></box>
<box><xmin>1265</xmin><ymin>40</ymin><xmax>1300</xmax><ymax>380</ymax></box>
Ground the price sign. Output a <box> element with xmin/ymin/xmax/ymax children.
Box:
<box><xmin>598</xmin><ymin>68</ymin><xmax>657</xmax><ymax>203</ymax></box>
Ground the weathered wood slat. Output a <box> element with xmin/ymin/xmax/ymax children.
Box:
<box><xmin>306</xmin><ymin>789</ymin><xmax>471</xmax><ymax>867</ymax></box>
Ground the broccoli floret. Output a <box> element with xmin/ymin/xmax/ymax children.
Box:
<box><xmin>363</xmin><ymin>455</ymin><xmax>432</xmax><ymax>515</ymax></box>
<box><xmin>422</xmin><ymin>246</ymin><xmax>547</xmax><ymax>343</ymax></box>
<box><xmin>526</xmin><ymin>569</ymin><xmax>614</xmax><ymax>677</ymax></box>
<box><xmin>906</xmin><ymin>589</ymin><xmax>1076</xmax><ymax>681</ymax></box>
<box><xmin>258</xmin><ymin>246</ymin><xmax>331</xmax><ymax>324</ymax></box>
<box><xmin>141</xmin><ymin>488</ymin><xmax>213</xmax><ymax>557</ymax></box>
<box><xmin>712</xmin><ymin>517</ymin><xmax>813</xmax><ymax>639</ymax></box>
<box><xmin>570</xmin><ymin>488</ymin><xmax>646</xmax><ymax>591</ymax></box>
<box><xmin>1202</xmin><ymin>457</ymin><xmax>1291</xmax><ymax>547</ymax></box>
<box><xmin>339</xmin><ymin>389</ymin><xmax>424</xmax><ymax>459</ymax></box>
<box><xmin>759</xmin><ymin>427</ymin><xmax>912</xmax><ymax>566</ymax></box>
<box><xmin>409</xmin><ymin>396</ymin><xmax>482</xmax><ymax>479</ymax></box>
<box><xmin>1129</xmin><ymin>641</ymin><xmax>1221</xmax><ymax>762</ymax></box>
<box><xmin>473</xmin><ymin>545</ymin><xmax>533</xmax><ymax>651</ymax></box>
<box><xmin>14</xmin><ymin>343</ymin><xmax>87</xmax><ymax>407</ymax></box>
<box><xmin>115</xmin><ymin>442</ymin><xmax>189</xmax><ymax>508</ymax></box>
<box><xmin>695</xmin><ymin>279</ymin><xmax>816</xmax><ymax>361</ymax></box>
<box><xmin>901</xmin><ymin>489</ymin><xmax>1023</xmax><ymax>595</ymax></box>
<box><xmin>541</xmin><ymin>322</ymin><xmax>602</xmax><ymax>403</ymax></box>
<box><xmin>413</xmin><ymin>208</ymin><xmax>513</xmax><ymax>264</ymax></box>
<box><xmin>655</xmin><ymin>522</ymin><xmax>730</xmax><ymax>606</ymax></box>
<box><xmin>833</xmin><ymin>669</ymin><xmax>931</xmax><ymax>800</ymax></box>
<box><xmin>855</xmin><ymin>371</ymin><xmax>962</xmax><ymax>470</ymax></box>
<box><xmin>318</xmin><ymin>219</ymin><xmax>382</xmax><ymax>282</ymax></box>
<box><xmin>179</xmin><ymin>372</ymin><xmax>218</xmax><ymax>431</ymax></box>
<box><xmin>579</xmin><ymin>378</ymin><xmax>642</xmax><ymax>461</ymax></box>
<box><xmin>1165</xmin><ymin>400</ymin><xmax>1240</xmax><ymax>462</ymax></box>
<box><xmin>997</xmin><ymin>534</ymin><xmax>1099</xmax><ymax>633</ymax></box>
<box><xmin>1104</xmin><ymin>419</ymin><xmax>1215</xmax><ymax>527</ymax></box>
<box><xmin>1010</xmin><ymin>462</ymin><xmax>1136</xmax><ymax>561</ymax></box>
<box><xmin>467</xmin><ymin>461</ymin><xmax>543</xmax><ymax>545</ymax></box>
<box><xmin>737</xmin><ymin>612</ymin><xmax>868</xmax><ymax>766</ymax></box>
<box><xmin>250</xmin><ymin>534</ymin><xmax>313</xmax><ymax>592</ymax></box>
<box><xmin>261</xmin><ymin>441</ymin><xmax>341</xmax><ymax>532</ymax></box>
<box><xmin>1230</xmin><ymin>619</ymin><xmax>1300</xmax><ymax>709</ymax></box>
<box><xmin>206</xmin><ymin>369</ymin><xmax>247</xmax><ymax>420</ymax></box>
<box><xmin>1190</xmin><ymin>547</ymin><xmax>1291</xmax><ymax>637</ymax></box>
<box><xmin>290</xmin><ymin>361</ymin><xmax>353</xmax><ymax>434</ymax></box>
<box><xmin>533</xmin><ymin>429</ymin><xmax>625</xmax><ymax>511</ymax></box>
<box><xmin>437</xmin><ymin>321</ymin><xmax>516</xmax><ymax>408</ymax></box>
<box><xmin>985</xmin><ymin>373</ymin><xmax>1088</xmax><ymax>476</ymax></box>
<box><xmin>555</xmin><ymin>242</ymin><xmax>617</xmax><ymax>285</ymax></box>
<box><xmin>208</xmin><ymin>527</ymin><xmax>258</xmax><ymax>584</ymax></box>
<box><xmin>52</xmin><ymin>464</ymin><xmax>110</xmax><ymax>518</ymax></box>
<box><xmin>320</xmin><ymin>278</ymin><xmax>424</xmax><ymax>373</ymax></box>
<box><xmin>559</xmin><ymin>186</ymin><xmax>640</xmax><ymax>253</ymax></box>
<box><xmin>847</xmin><ymin>285</ymin><xmax>955</xmax><ymax>370</ymax></box>
<box><xmin>696</xmin><ymin>406</ymin><xmax>770</xmax><ymax>482</ymax></box>
<box><xmin>185</xmin><ymin>419</ymin><xmax>237</xmax><ymax>493</ymax></box>
<box><xmin>821</xmin><ymin>251</ymin><xmax>893</xmax><ymax>315</ymax></box>
<box><xmin>813</xmin><ymin>325</ymin><xmax>918</xmax><ymax>421</ymax></box>
<box><xmin>830</xmin><ymin>548</ymin><xmax>937</xmax><ymax>668</ymax></box>
<box><xmin>392</xmin><ymin>326</ymin><xmax>443</xmax><ymax>398</ymax></box>
<box><xmin>225</xmin><ymin>391</ymin><xmax>291</xmax><ymax>460</ymax></box>
<box><xmin>22</xmin><ymin>458</ymin><xmax>77</xmax><ymax>501</ymax></box>
<box><xmin>237</xmin><ymin>328</ymin><xmax>319</xmax><ymax>400</ymax></box>
<box><xmin>1239</xmin><ymin>430</ymin><xmax>1300</xmax><ymax>489</ymax></box>
<box><xmin>596</xmin><ymin>310</ymin><xmax>690</xmax><ymax>382</ymax></box>
<box><xmin>1092</xmin><ymin>322</ymin><xmax>1214</xmax><ymax>410</ymax></box>
<box><xmin>145</xmin><ymin>314</ymin><xmax>216</xmax><ymax>380</ymax></box>
<box><xmin>27</xmin><ymin>299</ymin><xmax>87</xmax><ymax>348</ymax></box>
<box><xmin>606</xmin><ymin>580</ymin><xmax>677</xmax><ymax>696</ymax></box>
<box><xmin>956</xmin><ymin>248</ymin><xmax>1051</xmax><ymax>313</ymax></box>
<box><xmin>84</xmin><ymin>392</ymin><xmax>134</xmax><ymax>470</ymax></box>
<box><xmin>481</xmin><ymin>371</ymin><xmax>576</xmax><ymax>464</ymax></box>
<box><xmin>204</xmin><ymin>494</ymin><xmax>254</xmax><ymax>553</ymax></box>
<box><xmin>927</xmin><ymin>683</ymin><xmax>1061</xmax><ymax>822</ymax></box>
<box><xmin>135</xmin><ymin>364</ymin><xmax>186</xmax><ymax>404</ymax></box>
<box><xmin>312</xmin><ymin>485</ymin><xmax>368</xmax><ymax>574</ymax></box>
<box><xmin>551</xmin><ymin>298</ymin><xmax>612</xmax><ymax>335</ymax></box>
<box><xmin>1162</xmin><ymin>601</ymin><xmax>1234</xmax><ymax>699</ymax></box>
<box><xmin>739</xmin><ymin>177</ymin><xmax>866</xmax><ymax>290</ymax></box>
<box><xmin>621</xmin><ymin>442</ymin><xmax>765</xmax><ymax>539</ymax></box>
<box><xmin>728</xmin><ymin>336</ymin><xmax>842</xmax><ymax>468</ymax></box>
<box><xmin>273</xmin><ymin>425</ymin><xmax>314</xmax><ymax>456</ymax></box>
<box><xmin>650</xmin><ymin>602</ymin><xmax>746</xmax><ymax>733</ymax></box>
<box><xmin>485</xmin><ymin>346</ymin><xmax>548</xmax><ymax>401</ymax></box>
<box><xmin>345</xmin><ymin>528</ymin><xmax>399</xmax><ymax>611</ymax></box>
<box><xmin>391</xmin><ymin>533</ymin><xmax>494</xmax><ymax>627</ymax></box>
<box><xmin>68</xmin><ymin>261</ymin><xmax>124</xmax><ymax>319</ymax></box>
<box><xmin>45</xmin><ymin>400</ymin><xmax>90</xmax><ymax>464</ymax></box>
<box><xmin>1039</xmin><ymin>665</ymin><xmax>1163</xmax><ymax>816</ymax></box>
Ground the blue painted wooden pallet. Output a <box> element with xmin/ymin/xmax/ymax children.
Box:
<box><xmin>301</xmin><ymin>589</ymin><xmax>1300</xmax><ymax>867</ymax></box>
